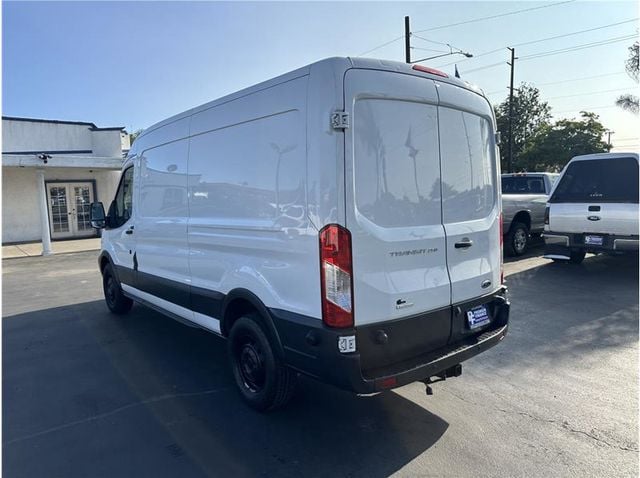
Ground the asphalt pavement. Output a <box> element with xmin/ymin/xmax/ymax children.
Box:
<box><xmin>2</xmin><ymin>247</ymin><xmax>638</xmax><ymax>477</ymax></box>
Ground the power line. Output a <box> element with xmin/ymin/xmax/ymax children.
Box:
<box><xmin>547</xmin><ymin>87</ymin><xmax>632</xmax><ymax>100</ymax></box>
<box><xmin>411</xmin><ymin>34</ymin><xmax>472</xmax><ymax>58</ymax></box>
<box><xmin>411</xmin><ymin>46</ymin><xmax>450</xmax><ymax>54</ymax></box>
<box><xmin>458</xmin><ymin>34</ymin><xmax>636</xmax><ymax>75</ymax></box>
<box><xmin>485</xmin><ymin>72</ymin><xmax>629</xmax><ymax>96</ymax></box>
<box><xmin>358</xmin><ymin>36</ymin><xmax>404</xmax><ymax>57</ymax></box>
<box><xmin>434</xmin><ymin>18</ymin><xmax>638</xmax><ymax>67</ymax></box>
<box><xmin>553</xmin><ymin>105</ymin><xmax>617</xmax><ymax>114</ymax></box>
<box><xmin>413</xmin><ymin>0</ymin><xmax>575</xmax><ymax>34</ymax></box>
<box><xmin>462</xmin><ymin>61</ymin><xmax>505</xmax><ymax>74</ymax></box>
<box><xmin>519</xmin><ymin>34</ymin><xmax>637</xmax><ymax>60</ymax></box>
<box><xmin>411</xmin><ymin>34</ymin><xmax>449</xmax><ymax>47</ymax></box>
<box><xmin>535</xmin><ymin>71</ymin><xmax>627</xmax><ymax>86</ymax></box>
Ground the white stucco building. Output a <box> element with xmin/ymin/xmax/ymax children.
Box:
<box><xmin>2</xmin><ymin>116</ymin><xmax>128</xmax><ymax>252</ymax></box>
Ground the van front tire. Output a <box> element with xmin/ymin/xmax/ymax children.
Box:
<box><xmin>229</xmin><ymin>315</ymin><xmax>296</xmax><ymax>412</ymax></box>
<box><xmin>102</xmin><ymin>264</ymin><xmax>133</xmax><ymax>315</ymax></box>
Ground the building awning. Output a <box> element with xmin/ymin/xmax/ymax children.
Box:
<box><xmin>2</xmin><ymin>154</ymin><xmax>123</xmax><ymax>170</ymax></box>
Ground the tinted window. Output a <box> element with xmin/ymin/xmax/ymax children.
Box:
<box><xmin>550</xmin><ymin>157</ymin><xmax>639</xmax><ymax>203</ymax></box>
<box><xmin>501</xmin><ymin>176</ymin><xmax>546</xmax><ymax>194</ymax></box>
<box><xmin>353</xmin><ymin>99</ymin><xmax>441</xmax><ymax>228</ymax></box>
<box><xmin>111</xmin><ymin>167</ymin><xmax>134</xmax><ymax>227</ymax></box>
<box><xmin>440</xmin><ymin>108</ymin><xmax>495</xmax><ymax>223</ymax></box>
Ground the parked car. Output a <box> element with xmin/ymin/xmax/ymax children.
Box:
<box><xmin>90</xmin><ymin>57</ymin><xmax>510</xmax><ymax>411</ymax></box>
<box><xmin>544</xmin><ymin>152</ymin><xmax>639</xmax><ymax>264</ymax></box>
<box><xmin>501</xmin><ymin>172</ymin><xmax>559</xmax><ymax>256</ymax></box>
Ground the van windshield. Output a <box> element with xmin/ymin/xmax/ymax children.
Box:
<box><xmin>549</xmin><ymin>157</ymin><xmax>639</xmax><ymax>203</ymax></box>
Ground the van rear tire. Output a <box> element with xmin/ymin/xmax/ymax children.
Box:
<box><xmin>228</xmin><ymin>315</ymin><xmax>296</xmax><ymax>412</ymax></box>
<box><xmin>102</xmin><ymin>264</ymin><xmax>133</xmax><ymax>314</ymax></box>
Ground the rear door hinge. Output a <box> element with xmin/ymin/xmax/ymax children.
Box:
<box><xmin>331</xmin><ymin>111</ymin><xmax>350</xmax><ymax>130</ymax></box>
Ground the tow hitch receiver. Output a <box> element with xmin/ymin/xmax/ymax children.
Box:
<box><xmin>420</xmin><ymin>364</ymin><xmax>462</xmax><ymax>396</ymax></box>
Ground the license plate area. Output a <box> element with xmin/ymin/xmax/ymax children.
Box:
<box><xmin>466</xmin><ymin>305</ymin><xmax>490</xmax><ymax>330</ymax></box>
<box><xmin>584</xmin><ymin>235</ymin><xmax>604</xmax><ymax>246</ymax></box>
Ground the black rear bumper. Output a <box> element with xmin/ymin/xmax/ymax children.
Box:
<box><xmin>270</xmin><ymin>290</ymin><xmax>510</xmax><ymax>394</ymax></box>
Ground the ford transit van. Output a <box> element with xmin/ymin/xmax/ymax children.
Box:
<box><xmin>91</xmin><ymin>58</ymin><xmax>510</xmax><ymax>411</ymax></box>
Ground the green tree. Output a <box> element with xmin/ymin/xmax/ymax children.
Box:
<box><xmin>615</xmin><ymin>41</ymin><xmax>639</xmax><ymax>115</ymax></box>
<box><xmin>494</xmin><ymin>83</ymin><xmax>551</xmax><ymax>172</ymax></box>
<box><xmin>519</xmin><ymin>112</ymin><xmax>608</xmax><ymax>171</ymax></box>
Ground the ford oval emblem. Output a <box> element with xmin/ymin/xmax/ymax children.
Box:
<box><xmin>481</xmin><ymin>279</ymin><xmax>492</xmax><ymax>289</ymax></box>
<box><xmin>587</xmin><ymin>215</ymin><xmax>601</xmax><ymax>221</ymax></box>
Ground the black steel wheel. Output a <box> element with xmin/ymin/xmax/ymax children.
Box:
<box><xmin>229</xmin><ymin>315</ymin><xmax>296</xmax><ymax>412</ymax></box>
<box><xmin>102</xmin><ymin>263</ymin><xmax>133</xmax><ymax>314</ymax></box>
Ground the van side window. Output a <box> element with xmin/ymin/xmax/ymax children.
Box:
<box><xmin>111</xmin><ymin>167</ymin><xmax>134</xmax><ymax>228</ymax></box>
<box><xmin>138</xmin><ymin>141</ymin><xmax>189</xmax><ymax>218</ymax></box>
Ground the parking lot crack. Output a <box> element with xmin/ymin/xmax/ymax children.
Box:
<box><xmin>4</xmin><ymin>387</ymin><xmax>231</xmax><ymax>446</ymax></box>
<box><xmin>443</xmin><ymin>388</ymin><xmax>638</xmax><ymax>453</ymax></box>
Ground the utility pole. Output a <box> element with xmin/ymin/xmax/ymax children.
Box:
<box><xmin>507</xmin><ymin>47</ymin><xmax>516</xmax><ymax>173</ymax></box>
<box><xmin>606</xmin><ymin>130</ymin><xmax>614</xmax><ymax>151</ymax></box>
<box><xmin>405</xmin><ymin>16</ymin><xmax>411</xmax><ymax>63</ymax></box>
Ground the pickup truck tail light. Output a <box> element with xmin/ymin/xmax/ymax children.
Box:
<box><xmin>544</xmin><ymin>206</ymin><xmax>550</xmax><ymax>225</ymax></box>
<box><xmin>319</xmin><ymin>224</ymin><xmax>354</xmax><ymax>328</ymax></box>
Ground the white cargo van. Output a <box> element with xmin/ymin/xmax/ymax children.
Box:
<box><xmin>90</xmin><ymin>57</ymin><xmax>509</xmax><ymax>411</ymax></box>
<box><xmin>544</xmin><ymin>152</ymin><xmax>639</xmax><ymax>263</ymax></box>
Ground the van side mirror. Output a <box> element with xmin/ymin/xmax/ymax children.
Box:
<box><xmin>90</xmin><ymin>202</ymin><xmax>107</xmax><ymax>229</ymax></box>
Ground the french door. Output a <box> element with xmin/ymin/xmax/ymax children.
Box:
<box><xmin>47</xmin><ymin>182</ymin><xmax>95</xmax><ymax>239</ymax></box>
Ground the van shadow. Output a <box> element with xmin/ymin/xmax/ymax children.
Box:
<box><xmin>3</xmin><ymin>300</ymin><xmax>448</xmax><ymax>478</ymax></box>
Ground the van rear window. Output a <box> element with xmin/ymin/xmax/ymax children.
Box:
<box><xmin>353</xmin><ymin>99</ymin><xmax>441</xmax><ymax>228</ymax></box>
<box><xmin>549</xmin><ymin>157</ymin><xmax>639</xmax><ymax>203</ymax></box>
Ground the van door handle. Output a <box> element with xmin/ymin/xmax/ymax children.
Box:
<box><xmin>125</xmin><ymin>226</ymin><xmax>134</xmax><ymax>235</ymax></box>
<box><xmin>455</xmin><ymin>239</ymin><xmax>473</xmax><ymax>249</ymax></box>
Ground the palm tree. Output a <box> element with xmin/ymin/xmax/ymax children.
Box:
<box><xmin>615</xmin><ymin>94</ymin><xmax>639</xmax><ymax>115</ymax></box>
<box><xmin>616</xmin><ymin>41</ymin><xmax>639</xmax><ymax>116</ymax></box>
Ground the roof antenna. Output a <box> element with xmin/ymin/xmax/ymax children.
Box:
<box><xmin>454</xmin><ymin>65</ymin><xmax>461</xmax><ymax>78</ymax></box>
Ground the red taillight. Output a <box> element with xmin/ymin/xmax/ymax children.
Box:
<box><xmin>412</xmin><ymin>64</ymin><xmax>448</xmax><ymax>78</ymax></box>
<box><xmin>376</xmin><ymin>376</ymin><xmax>398</xmax><ymax>390</ymax></box>
<box><xmin>319</xmin><ymin>224</ymin><xmax>354</xmax><ymax>328</ymax></box>
<box><xmin>499</xmin><ymin>213</ymin><xmax>504</xmax><ymax>285</ymax></box>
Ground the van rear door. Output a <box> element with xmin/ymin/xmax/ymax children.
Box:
<box><xmin>437</xmin><ymin>84</ymin><xmax>501</xmax><ymax>306</ymax></box>
<box><xmin>548</xmin><ymin>156</ymin><xmax>639</xmax><ymax>236</ymax></box>
<box><xmin>344</xmin><ymin>69</ymin><xmax>451</xmax><ymax>353</ymax></box>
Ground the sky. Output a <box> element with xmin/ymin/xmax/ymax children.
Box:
<box><xmin>3</xmin><ymin>1</ymin><xmax>639</xmax><ymax>151</ymax></box>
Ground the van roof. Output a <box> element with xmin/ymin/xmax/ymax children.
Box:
<box><xmin>137</xmin><ymin>56</ymin><xmax>486</xmax><ymax>141</ymax></box>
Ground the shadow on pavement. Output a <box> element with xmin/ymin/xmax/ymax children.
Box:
<box><xmin>497</xmin><ymin>253</ymin><xmax>638</xmax><ymax>368</ymax></box>
<box><xmin>3</xmin><ymin>300</ymin><xmax>448</xmax><ymax>478</ymax></box>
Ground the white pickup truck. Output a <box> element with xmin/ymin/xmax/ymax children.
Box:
<box><xmin>544</xmin><ymin>152</ymin><xmax>639</xmax><ymax>264</ymax></box>
<box><xmin>501</xmin><ymin>173</ymin><xmax>559</xmax><ymax>256</ymax></box>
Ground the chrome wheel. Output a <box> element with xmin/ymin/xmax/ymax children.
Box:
<box><xmin>513</xmin><ymin>228</ymin><xmax>527</xmax><ymax>254</ymax></box>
